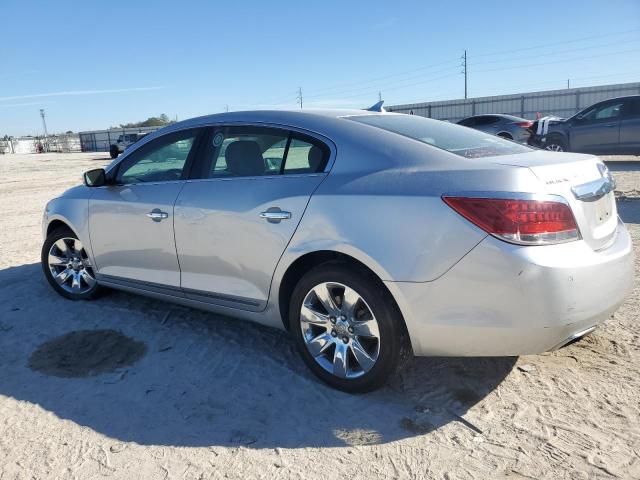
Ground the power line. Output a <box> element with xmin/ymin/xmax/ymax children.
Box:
<box><xmin>473</xmin><ymin>47</ymin><xmax>640</xmax><ymax>74</ymax></box>
<box><xmin>299</xmin><ymin>42</ymin><xmax>639</xmax><ymax>103</ymax></box>
<box><xmin>391</xmin><ymin>70</ymin><xmax>640</xmax><ymax>105</ymax></box>
<box><xmin>469</xmin><ymin>37</ymin><xmax>640</xmax><ymax>67</ymax></box>
<box><xmin>241</xmin><ymin>29</ymin><xmax>640</xmax><ymax>109</ymax></box>
<box><xmin>296</xmin><ymin>29</ymin><xmax>640</xmax><ymax>101</ymax></box>
<box><xmin>472</xmin><ymin>28</ymin><xmax>640</xmax><ymax>58</ymax></box>
<box><xmin>302</xmin><ymin>64</ymin><xmax>460</xmax><ymax>100</ymax></box>
<box><xmin>302</xmin><ymin>58</ymin><xmax>459</xmax><ymax>97</ymax></box>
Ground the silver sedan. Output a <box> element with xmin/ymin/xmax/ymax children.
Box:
<box><xmin>41</xmin><ymin>110</ymin><xmax>634</xmax><ymax>392</ymax></box>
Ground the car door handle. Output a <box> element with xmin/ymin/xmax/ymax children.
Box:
<box><xmin>146</xmin><ymin>209</ymin><xmax>169</xmax><ymax>222</ymax></box>
<box><xmin>259</xmin><ymin>209</ymin><xmax>291</xmax><ymax>223</ymax></box>
<box><xmin>603</xmin><ymin>123</ymin><xmax>617</xmax><ymax>128</ymax></box>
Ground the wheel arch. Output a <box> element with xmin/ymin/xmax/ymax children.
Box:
<box><xmin>46</xmin><ymin>218</ymin><xmax>75</xmax><ymax>237</ymax></box>
<box><xmin>277</xmin><ymin>250</ymin><xmax>409</xmax><ymax>340</ymax></box>
<box><xmin>546</xmin><ymin>131</ymin><xmax>570</xmax><ymax>149</ymax></box>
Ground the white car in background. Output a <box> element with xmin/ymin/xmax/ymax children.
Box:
<box><xmin>109</xmin><ymin>132</ymin><xmax>149</xmax><ymax>159</ymax></box>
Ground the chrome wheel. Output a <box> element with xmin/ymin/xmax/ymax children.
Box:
<box><xmin>545</xmin><ymin>143</ymin><xmax>564</xmax><ymax>152</ymax></box>
<box><xmin>300</xmin><ymin>282</ymin><xmax>381</xmax><ymax>379</ymax></box>
<box><xmin>47</xmin><ymin>237</ymin><xmax>96</xmax><ymax>295</ymax></box>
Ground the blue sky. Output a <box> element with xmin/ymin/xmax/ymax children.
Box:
<box><xmin>1</xmin><ymin>0</ymin><xmax>639</xmax><ymax>136</ymax></box>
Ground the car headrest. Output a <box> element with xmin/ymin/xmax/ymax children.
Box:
<box><xmin>307</xmin><ymin>145</ymin><xmax>326</xmax><ymax>172</ymax></box>
<box><xmin>225</xmin><ymin>141</ymin><xmax>265</xmax><ymax>176</ymax></box>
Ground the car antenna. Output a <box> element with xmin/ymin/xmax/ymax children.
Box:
<box><xmin>366</xmin><ymin>100</ymin><xmax>385</xmax><ymax>112</ymax></box>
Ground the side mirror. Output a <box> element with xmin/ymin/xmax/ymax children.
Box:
<box><xmin>83</xmin><ymin>168</ymin><xmax>106</xmax><ymax>187</ymax></box>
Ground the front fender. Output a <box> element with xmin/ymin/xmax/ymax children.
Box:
<box><xmin>43</xmin><ymin>194</ymin><xmax>94</xmax><ymax>264</ymax></box>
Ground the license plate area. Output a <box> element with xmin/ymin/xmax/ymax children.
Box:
<box><xmin>593</xmin><ymin>195</ymin><xmax>613</xmax><ymax>226</ymax></box>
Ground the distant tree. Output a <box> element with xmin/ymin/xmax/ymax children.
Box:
<box><xmin>118</xmin><ymin>114</ymin><xmax>174</xmax><ymax>128</ymax></box>
<box><xmin>65</xmin><ymin>130</ymin><xmax>73</xmax><ymax>134</ymax></box>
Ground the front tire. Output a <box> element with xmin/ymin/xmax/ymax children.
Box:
<box><xmin>544</xmin><ymin>135</ymin><xmax>567</xmax><ymax>152</ymax></box>
<box><xmin>289</xmin><ymin>262</ymin><xmax>410</xmax><ymax>393</ymax></box>
<box><xmin>109</xmin><ymin>145</ymin><xmax>119</xmax><ymax>159</ymax></box>
<box><xmin>41</xmin><ymin>228</ymin><xmax>99</xmax><ymax>300</ymax></box>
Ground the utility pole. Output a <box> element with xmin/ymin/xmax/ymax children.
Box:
<box><xmin>461</xmin><ymin>50</ymin><xmax>468</xmax><ymax>99</ymax></box>
<box><xmin>40</xmin><ymin>109</ymin><xmax>48</xmax><ymax>137</ymax></box>
<box><xmin>297</xmin><ymin>87</ymin><xmax>303</xmax><ymax>109</ymax></box>
<box><xmin>225</xmin><ymin>104</ymin><xmax>229</xmax><ymax>112</ymax></box>
<box><xmin>567</xmin><ymin>79</ymin><xmax>570</xmax><ymax>89</ymax></box>
<box><xmin>378</xmin><ymin>91</ymin><xmax>382</xmax><ymax>102</ymax></box>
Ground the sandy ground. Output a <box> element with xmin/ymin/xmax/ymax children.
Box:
<box><xmin>0</xmin><ymin>152</ymin><xmax>638</xmax><ymax>480</ymax></box>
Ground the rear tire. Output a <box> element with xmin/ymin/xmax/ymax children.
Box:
<box><xmin>289</xmin><ymin>261</ymin><xmax>410</xmax><ymax>393</ymax></box>
<box><xmin>42</xmin><ymin>227</ymin><xmax>100</xmax><ymax>300</ymax></box>
<box><xmin>109</xmin><ymin>145</ymin><xmax>119</xmax><ymax>159</ymax></box>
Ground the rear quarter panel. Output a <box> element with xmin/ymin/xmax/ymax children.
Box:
<box><xmin>278</xmin><ymin>132</ymin><xmax>544</xmax><ymax>283</ymax></box>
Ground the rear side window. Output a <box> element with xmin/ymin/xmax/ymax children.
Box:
<box><xmin>474</xmin><ymin>116</ymin><xmax>500</xmax><ymax>126</ymax></box>
<box><xmin>197</xmin><ymin>126</ymin><xmax>329</xmax><ymax>178</ymax></box>
<box><xmin>621</xmin><ymin>98</ymin><xmax>640</xmax><ymax>117</ymax></box>
<box><xmin>347</xmin><ymin>114</ymin><xmax>531</xmax><ymax>159</ymax></box>
<box><xmin>283</xmin><ymin>135</ymin><xmax>329</xmax><ymax>175</ymax></box>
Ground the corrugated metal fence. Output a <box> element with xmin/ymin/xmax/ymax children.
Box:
<box><xmin>386</xmin><ymin>82</ymin><xmax>640</xmax><ymax>122</ymax></box>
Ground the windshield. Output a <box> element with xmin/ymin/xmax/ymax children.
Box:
<box><xmin>348</xmin><ymin>114</ymin><xmax>532</xmax><ymax>158</ymax></box>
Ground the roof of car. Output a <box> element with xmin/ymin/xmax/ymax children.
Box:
<box><xmin>185</xmin><ymin>108</ymin><xmax>388</xmax><ymax>124</ymax></box>
<box><xmin>150</xmin><ymin>109</ymin><xmax>394</xmax><ymax>138</ymax></box>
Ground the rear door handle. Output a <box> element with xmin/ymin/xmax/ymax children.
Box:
<box><xmin>259</xmin><ymin>209</ymin><xmax>291</xmax><ymax>223</ymax></box>
<box><xmin>147</xmin><ymin>209</ymin><xmax>169</xmax><ymax>222</ymax></box>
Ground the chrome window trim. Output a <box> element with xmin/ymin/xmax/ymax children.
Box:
<box><xmin>185</xmin><ymin>172</ymin><xmax>326</xmax><ymax>185</ymax></box>
<box><xmin>109</xmin><ymin>121</ymin><xmax>337</xmax><ymax>179</ymax></box>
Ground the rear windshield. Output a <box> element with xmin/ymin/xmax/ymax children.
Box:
<box><xmin>348</xmin><ymin>114</ymin><xmax>532</xmax><ymax>158</ymax></box>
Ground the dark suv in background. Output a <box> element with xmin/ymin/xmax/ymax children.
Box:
<box><xmin>530</xmin><ymin>95</ymin><xmax>640</xmax><ymax>155</ymax></box>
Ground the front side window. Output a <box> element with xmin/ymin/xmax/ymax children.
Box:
<box><xmin>348</xmin><ymin>114</ymin><xmax>531</xmax><ymax>159</ymax></box>
<box><xmin>199</xmin><ymin>126</ymin><xmax>329</xmax><ymax>178</ymax></box>
<box><xmin>116</xmin><ymin>129</ymin><xmax>198</xmax><ymax>184</ymax></box>
<box><xmin>580</xmin><ymin>102</ymin><xmax>624</xmax><ymax>122</ymax></box>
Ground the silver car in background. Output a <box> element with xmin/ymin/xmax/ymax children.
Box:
<box><xmin>457</xmin><ymin>114</ymin><xmax>533</xmax><ymax>143</ymax></box>
<box><xmin>41</xmin><ymin>110</ymin><xmax>634</xmax><ymax>392</ymax></box>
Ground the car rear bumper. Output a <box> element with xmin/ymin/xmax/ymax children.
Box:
<box><xmin>387</xmin><ymin>218</ymin><xmax>634</xmax><ymax>356</ymax></box>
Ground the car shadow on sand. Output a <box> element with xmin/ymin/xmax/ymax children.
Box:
<box><xmin>0</xmin><ymin>263</ymin><xmax>515</xmax><ymax>449</ymax></box>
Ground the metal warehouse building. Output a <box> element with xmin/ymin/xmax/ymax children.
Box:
<box><xmin>386</xmin><ymin>81</ymin><xmax>640</xmax><ymax>122</ymax></box>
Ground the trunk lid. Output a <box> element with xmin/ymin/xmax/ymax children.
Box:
<box><xmin>490</xmin><ymin>150</ymin><xmax>618</xmax><ymax>250</ymax></box>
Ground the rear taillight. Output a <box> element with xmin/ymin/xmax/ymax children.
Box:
<box><xmin>517</xmin><ymin>121</ymin><xmax>533</xmax><ymax>129</ymax></box>
<box><xmin>442</xmin><ymin>196</ymin><xmax>580</xmax><ymax>245</ymax></box>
